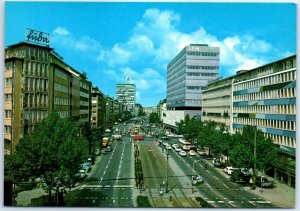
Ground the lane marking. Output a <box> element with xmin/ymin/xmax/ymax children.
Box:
<box><xmin>228</xmin><ymin>201</ymin><xmax>236</xmax><ymax>207</ymax></box>
<box><xmin>213</xmin><ymin>175</ymin><xmax>219</xmax><ymax>180</ymax></box>
<box><xmin>248</xmin><ymin>201</ymin><xmax>256</xmax><ymax>206</ymax></box>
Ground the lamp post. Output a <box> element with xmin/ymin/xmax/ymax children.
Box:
<box><xmin>192</xmin><ymin>160</ymin><xmax>202</xmax><ymax>193</ymax></box>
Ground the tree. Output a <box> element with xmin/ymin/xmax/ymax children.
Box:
<box><xmin>6</xmin><ymin>112</ymin><xmax>88</xmax><ymax>205</ymax></box>
<box><xmin>229</xmin><ymin>126</ymin><xmax>278</xmax><ymax>180</ymax></box>
<box><xmin>149</xmin><ymin>112</ymin><xmax>159</xmax><ymax>124</ymax></box>
<box><xmin>81</xmin><ymin>122</ymin><xmax>93</xmax><ymax>155</ymax></box>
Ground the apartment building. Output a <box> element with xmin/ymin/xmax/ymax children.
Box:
<box><xmin>232</xmin><ymin>55</ymin><xmax>296</xmax><ymax>187</ymax></box>
<box><xmin>4</xmin><ymin>41</ymin><xmax>92</xmax><ymax>154</ymax></box>
<box><xmin>91</xmin><ymin>87</ymin><xmax>106</xmax><ymax>132</ymax></box>
<box><xmin>202</xmin><ymin>76</ymin><xmax>234</xmax><ymax>128</ymax></box>
<box><xmin>79</xmin><ymin>78</ymin><xmax>92</xmax><ymax>126</ymax></box>
<box><xmin>202</xmin><ymin>54</ymin><xmax>296</xmax><ymax>187</ymax></box>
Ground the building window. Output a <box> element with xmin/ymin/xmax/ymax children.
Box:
<box><xmin>4</xmin><ymin>94</ymin><xmax>12</xmax><ymax>102</ymax></box>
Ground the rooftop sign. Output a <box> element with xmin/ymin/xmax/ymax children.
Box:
<box><xmin>25</xmin><ymin>28</ymin><xmax>50</xmax><ymax>46</ymax></box>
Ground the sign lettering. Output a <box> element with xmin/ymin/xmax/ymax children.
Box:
<box><xmin>25</xmin><ymin>29</ymin><xmax>50</xmax><ymax>46</ymax></box>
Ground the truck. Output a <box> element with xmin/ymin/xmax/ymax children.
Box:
<box><xmin>102</xmin><ymin>137</ymin><xmax>110</xmax><ymax>147</ymax></box>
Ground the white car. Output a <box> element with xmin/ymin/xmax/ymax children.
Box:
<box><xmin>163</xmin><ymin>142</ymin><xmax>169</xmax><ymax>146</ymax></box>
<box><xmin>224</xmin><ymin>166</ymin><xmax>239</xmax><ymax>175</ymax></box>
<box><xmin>175</xmin><ymin>147</ymin><xmax>182</xmax><ymax>152</ymax></box>
<box><xmin>179</xmin><ymin>150</ymin><xmax>187</xmax><ymax>157</ymax></box>
<box><xmin>188</xmin><ymin>150</ymin><xmax>196</xmax><ymax>156</ymax></box>
<box><xmin>172</xmin><ymin>144</ymin><xmax>179</xmax><ymax>148</ymax></box>
<box><xmin>166</xmin><ymin>145</ymin><xmax>172</xmax><ymax>150</ymax></box>
<box><xmin>192</xmin><ymin>175</ymin><xmax>204</xmax><ymax>185</ymax></box>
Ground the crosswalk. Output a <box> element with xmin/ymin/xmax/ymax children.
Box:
<box><xmin>80</xmin><ymin>184</ymin><xmax>134</xmax><ymax>190</ymax></box>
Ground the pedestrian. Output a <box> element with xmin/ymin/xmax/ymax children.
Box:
<box><xmin>205</xmin><ymin>163</ymin><xmax>207</xmax><ymax>170</ymax></box>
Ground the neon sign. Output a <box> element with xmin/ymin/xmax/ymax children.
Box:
<box><xmin>25</xmin><ymin>28</ymin><xmax>50</xmax><ymax>46</ymax></box>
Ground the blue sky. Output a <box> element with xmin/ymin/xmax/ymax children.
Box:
<box><xmin>5</xmin><ymin>2</ymin><xmax>296</xmax><ymax>107</ymax></box>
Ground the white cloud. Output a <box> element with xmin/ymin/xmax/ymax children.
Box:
<box><xmin>53</xmin><ymin>9</ymin><xmax>283</xmax><ymax>106</ymax></box>
<box><xmin>53</xmin><ymin>27</ymin><xmax>70</xmax><ymax>36</ymax></box>
<box><xmin>52</xmin><ymin>26</ymin><xmax>101</xmax><ymax>52</ymax></box>
<box><xmin>95</xmin><ymin>8</ymin><xmax>278</xmax><ymax>104</ymax></box>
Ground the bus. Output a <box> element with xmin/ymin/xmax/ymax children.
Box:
<box><xmin>178</xmin><ymin>139</ymin><xmax>195</xmax><ymax>151</ymax></box>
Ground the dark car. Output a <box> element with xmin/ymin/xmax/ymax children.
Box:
<box><xmin>240</xmin><ymin>168</ymin><xmax>252</xmax><ymax>177</ymax></box>
<box><xmin>256</xmin><ymin>176</ymin><xmax>273</xmax><ymax>188</ymax></box>
<box><xmin>231</xmin><ymin>169</ymin><xmax>251</xmax><ymax>183</ymax></box>
<box><xmin>105</xmin><ymin>146</ymin><xmax>112</xmax><ymax>152</ymax></box>
<box><xmin>212</xmin><ymin>158</ymin><xmax>222</xmax><ymax>167</ymax></box>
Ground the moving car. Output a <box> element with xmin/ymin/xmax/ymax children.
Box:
<box><xmin>192</xmin><ymin>175</ymin><xmax>204</xmax><ymax>185</ymax></box>
<box><xmin>179</xmin><ymin>150</ymin><xmax>187</xmax><ymax>157</ymax></box>
<box><xmin>256</xmin><ymin>176</ymin><xmax>273</xmax><ymax>188</ymax></box>
<box><xmin>188</xmin><ymin>150</ymin><xmax>196</xmax><ymax>156</ymax></box>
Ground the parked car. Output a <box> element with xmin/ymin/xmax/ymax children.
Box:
<box><xmin>230</xmin><ymin>169</ymin><xmax>251</xmax><ymax>183</ymax></box>
<box><xmin>241</xmin><ymin>168</ymin><xmax>252</xmax><ymax>177</ymax></box>
<box><xmin>175</xmin><ymin>147</ymin><xmax>182</xmax><ymax>152</ymax></box>
<box><xmin>197</xmin><ymin>148</ymin><xmax>208</xmax><ymax>156</ymax></box>
<box><xmin>179</xmin><ymin>150</ymin><xmax>187</xmax><ymax>157</ymax></box>
<box><xmin>81</xmin><ymin>162</ymin><xmax>92</xmax><ymax>172</ymax></box>
<box><xmin>224</xmin><ymin>166</ymin><xmax>239</xmax><ymax>175</ymax></box>
<box><xmin>163</xmin><ymin>142</ymin><xmax>169</xmax><ymax>146</ymax></box>
<box><xmin>192</xmin><ymin>175</ymin><xmax>204</xmax><ymax>186</ymax></box>
<box><xmin>105</xmin><ymin>146</ymin><xmax>112</xmax><ymax>152</ymax></box>
<box><xmin>256</xmin><ymin>176</ymin><xmax>273</xmax><ymax>188</ymax></box>
<box><xmin>75</xmin><ymin>169</ymin><xmax>88</xmax><ymax>179</ymax></box>
<box><xmin>212</xmin><ymin>158</ymin><xmax>222</xmax><ymax>167</ymax></box>
<box><xmin>166</xmin><ymin>144</ymin><xmax>172</xmax><ymax>150</ymax></box>
<box><xmin>188</xmin><ymin>150</ymin><xmax>196</xmax><ymax>156</ymax></box>
<box><xmin>172</xmin><ymin>144</ymin><xmax>179</xmax><ymax>148</ymax></box>
<box><xmin>94</xmin><ymin>149</ymin><xmax>100</xmax><ymax>156</ymax></box>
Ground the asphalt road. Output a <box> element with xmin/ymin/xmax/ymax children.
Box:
<box><xmin>64</xmin><ymin>135</ymin><xmax>135</xmax><ymax>207</ymax></box>
<box><xmin>160</xmin><ymin>137</ymin><xmax>279</xmax><ymax>208</ymax></box>
<box><xmin>64</xmin><ymin>120</ymin><xmax>278</xmax><ymax>208</ymax></box>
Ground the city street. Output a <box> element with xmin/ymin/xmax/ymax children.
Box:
<box><xmin>63</xmin><ymin>121</ymin><xmax>279</xmax><ymax>208</ymax></box>
<box><xmin>64</xmin><ymin>135</ymin><xmax>134</xmax><ymax>207</ymax></box>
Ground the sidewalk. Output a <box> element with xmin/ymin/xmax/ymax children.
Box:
<box><xmin>247</xmin><ymin>175</ymin><xmax>295</xmax><ymax>208</ymax></box>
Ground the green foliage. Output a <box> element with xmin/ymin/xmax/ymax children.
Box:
<box><xmin>229</xmin><ymin>126</ymin><xmax>278</xmax><ymax>171</ymax></box>
<box><xmin>81</xmin><ymin>122</ymin><xmax>93</xmax><ymax>155</ymax></box>
<box><xmin>177</xmin><ymin>117</ymin><xmax>277</xmax><ymax>171</ymax></box>
<box><xmin>149</xmin><ymin>112</ymin><xmax>159</xmax><ymax>124</ymax></box>
<box><xmin>6</xmin><ymin>112</ymin><xmax>88</xmax><ymax>194</ymax></box>
<box><xmin>137</xmin><ymin>196</ymin><xmax>151</xmax><ymax>207</ymax></box>
<box><xmin>116</xmin><ymin>111</ymin><xmax>132</xmax><ymax>122</ymax></box>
